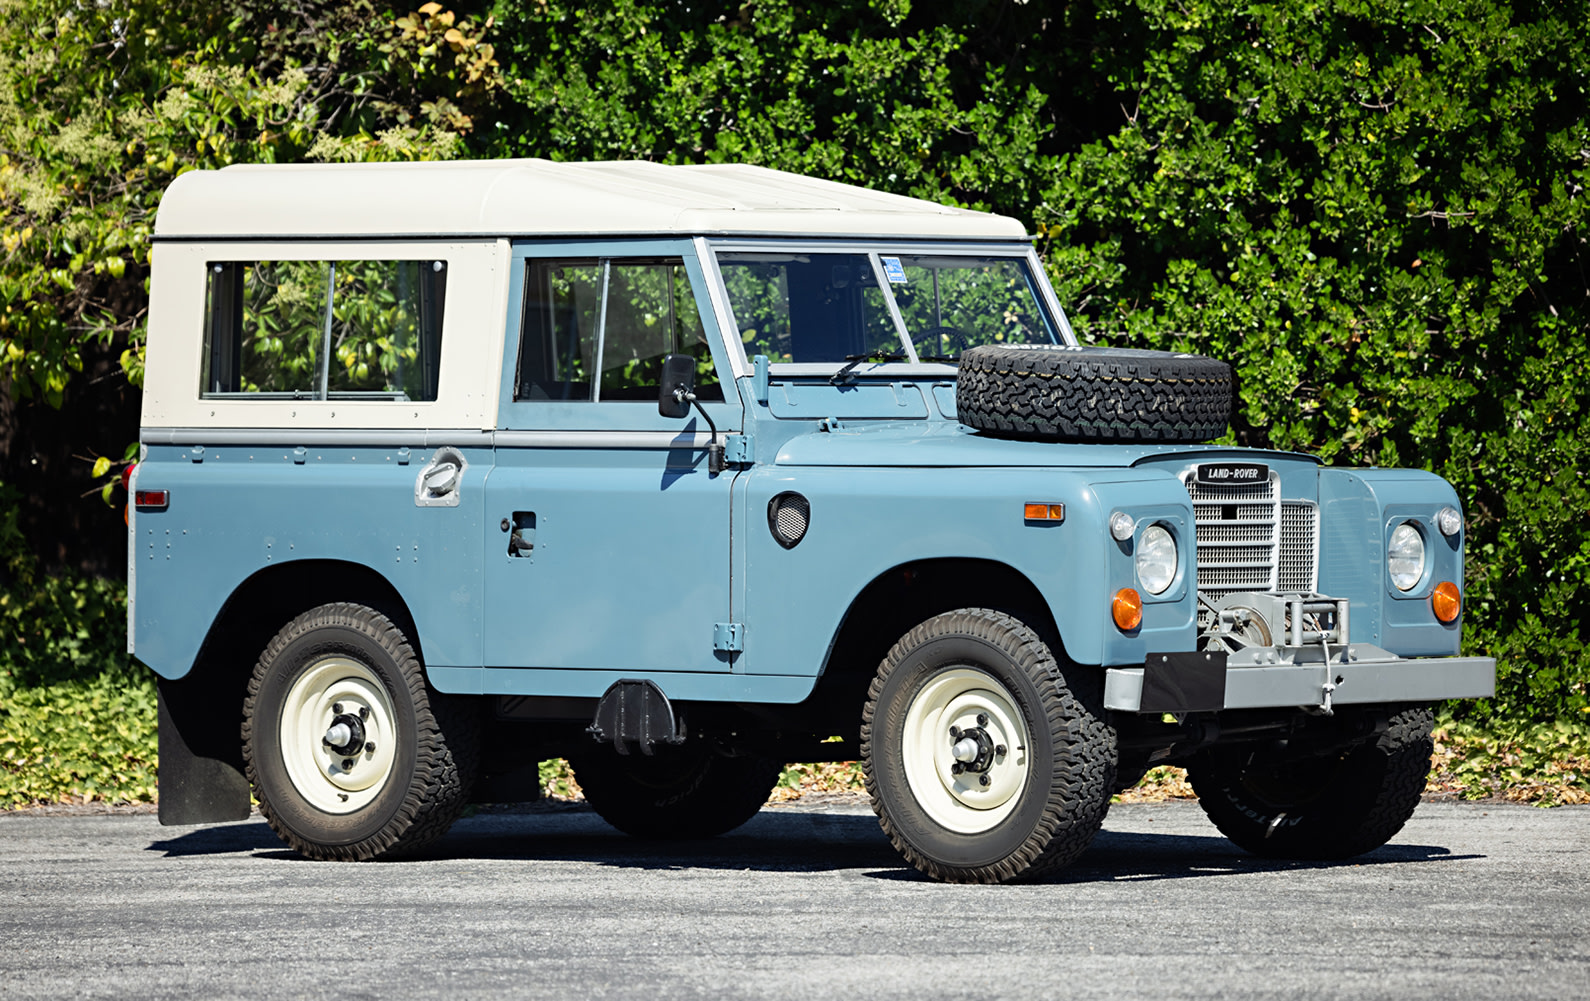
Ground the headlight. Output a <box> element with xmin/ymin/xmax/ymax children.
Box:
<box><xmin>1136</xmin><ymin>524</ymin><xmax>1178</xmax><ymax>595</ymax></box>
<box><xmin>1388</xmin><ymin>522</ymin><xmax>1426</xmax><ymax>591</ymax></box>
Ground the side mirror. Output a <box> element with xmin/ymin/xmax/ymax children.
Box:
<box><xmin>658</xmin><ymin>353</ymin><xmax>696</xmax><ymax>419</ymax></box>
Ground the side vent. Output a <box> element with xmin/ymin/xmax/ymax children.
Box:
<box><xmin>768</xmin><ymin>492</ymin><xmax>811</xmax><ymax>549</ymax></box>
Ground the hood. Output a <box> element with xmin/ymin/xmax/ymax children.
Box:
<box><xmin>770</xmin><ymin>420</ymin><xmax>1321</xmax><ymax>469</ymax></box>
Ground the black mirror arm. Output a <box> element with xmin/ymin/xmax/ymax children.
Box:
<box><xmin>673</xmin><ymin>387</ymin><xmax>724</xmax><ymax>475</ymax></box>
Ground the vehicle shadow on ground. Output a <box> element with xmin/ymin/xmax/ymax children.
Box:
<box><xmin>146</xmin><ymin>804</ymin><xmax>1481</xmax><ymax>882</ymax></box>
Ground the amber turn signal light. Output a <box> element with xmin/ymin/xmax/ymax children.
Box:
<box><xmin>1024</xmin><ymin>502</ymin><xmax>1065</xmax><ymax>522</ymax></box>
<box><xmin>1432</xmin><ymin>581</ymin><xmax>1461</xmax><ymax>623</ymax></box>
<box><xmin>1112</xmin><ymin>587</ymin><xmax>1142</xmax><ymax>631</ymax></box>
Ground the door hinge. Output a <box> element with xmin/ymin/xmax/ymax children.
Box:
<box><xmin>722</xmin><ymin>434</ymin><xmax>754</xmax><ymax>465</ymax></box>
<box><xmin>713</xmin><ymin>622</ymin><xmax>745</xmax><ymax>652</ymax></box>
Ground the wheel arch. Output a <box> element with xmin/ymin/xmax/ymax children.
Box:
<box><xmin>800</xmin><ymin>557</ymin><xmax>1067</xmax><ymax>739</ymax></box>
<box><xmin>157</xmin><ymin>559</ymin><xmax>421</xmax><ymax>826</ymax></box>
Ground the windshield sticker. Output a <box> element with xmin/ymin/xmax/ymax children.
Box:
<box><xmin>880</xmin><ymin>257</ymin><xmax>908</xmax><ymax>284</ymax></box>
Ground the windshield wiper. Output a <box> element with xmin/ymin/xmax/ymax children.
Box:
<box><xmin>830</xmin><ymin>351</ymin><xmax>958</xmax><ymax>385</ymax></box>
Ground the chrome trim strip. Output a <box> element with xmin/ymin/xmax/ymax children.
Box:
<box><xmin>140</xmin><ymin>427</ymin><xmax>496</xmax><ymax>447</ymax></box>
<box><xmin>868</xmin><ymin>251</ymin><xmax>919</xmax><ymax>362</ymax></box>
<box><xmin>1026</xmin><ymin>245</ymin><xmax>1077</xmax><ymax>345</ymax></box>
<box><xmin>139</xmin><ymin>427</ymin><xmax>719</xmax><ymax>450</ymax></box>
<box><xmin>493</xmin><ymin>431</ymin><xmax>717</xmax><ymax>449</ymax></box>
<box><xmin>694</xmin><ymin>236</ymin><xmax>752</xmax><ymax>380</ymax></box>
<box><xmin>705</xmin><ymin>238</ymin><xmax>1035</xmax><ymax>255</ymax></box>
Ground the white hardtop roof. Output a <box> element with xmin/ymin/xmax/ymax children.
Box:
<box><xmin>153</xmin><ymin>159</ymin><xmax>1029</xmax><ymax>241</ymax></box>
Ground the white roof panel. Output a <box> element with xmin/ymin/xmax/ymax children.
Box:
<box><xmin>153</xmin><ymin>159</ymin><xmax>1028</xmax><ymax>241</ymax></box>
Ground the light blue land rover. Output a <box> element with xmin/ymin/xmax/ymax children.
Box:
<box><xmin>132</xmin><ymin>159</ymin><xmax>1494</xmax><ymax>882</ymax></box>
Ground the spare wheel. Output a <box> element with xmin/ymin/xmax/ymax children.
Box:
<box><xmin>956</xmin><ymin>344</ymin><xmax>1232</xmax><ymax>443</ymax></box>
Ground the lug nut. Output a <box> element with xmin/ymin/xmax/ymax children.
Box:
<box><xmin>951</xmin><ymin>762</ymin><xmax>964</xmax><ymax>775</ymax></box>
<box><xmin>341</xmin><ymin>758</ymin><xmax>354</xmax><ymax>770</ymax></box>
<box><xmin>979</xmin><ymin>774</ymin><xmax>991</xmax><ymax>787</ymax></box>
<box><xmin>332</xmin><ymin>703</ymin><xmax>344</xmax><ymax>714</ymax></box>
<box><xmin>976</xmin><ymin>713</ymin><xmax>989</xmax><ymax>727</ymax></box>
<box><xmin>360</xmin><ymin>706</ymin><xmax>369</xmax><ymax>721</ymax></box>
<box><xmin>365</xmin><ymin>742</ymin><xmax>375</xmax><ymax>753</ymax></box>
<box><xmin>995</xmin><ymin>744</ymin><xmax>1007</xmax><ymax>756</ymax></box>
<box><xmin>949</xmin><ymin>725</ymin><xmax>962</xmax><ymax>741</ymax></box>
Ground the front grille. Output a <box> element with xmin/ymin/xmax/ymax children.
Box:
<box><xmin>1278</xmin><ymin>502</ymin><xmax>1319</xmax><ymax>594</ymax></box>
<box><xmin>1184</xmin><ymin>472</ymin><xmax>1319</xmax><ymax>600</ymax></box>
<box><xmin>1185</xmin><ymin>474</ymin><xmax>1277</xmax><ymax>599</ymax></box>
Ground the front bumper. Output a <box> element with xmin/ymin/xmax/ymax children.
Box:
<box><xmin>1104</xmin><ymin>645</ymin><xmax>1495</xmax><ymax>713</ymax></box>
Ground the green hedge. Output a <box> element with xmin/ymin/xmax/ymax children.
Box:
<box><xmin>0</xmin><ymin>485</ymin><xmax>157</xmax><ymax>805</ymax></box>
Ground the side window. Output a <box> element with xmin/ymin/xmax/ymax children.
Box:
<box><xmin>516</xmin><ymin>260</ymin><xmax>600</xmax><ymax>401</ymax></box>
<box><xmin>201</xmin><ymin>259</ymin><xmax>446</xmax><ymax>401</ymax></box>
<box><xmin>515</xmin><ymin>257</ymin><xmax>721</xmax><ymax>402</ymax></box>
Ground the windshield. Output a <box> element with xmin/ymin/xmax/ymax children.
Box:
<box><xmin>716</xmin><ymin>250</ymin><xmax>1058</xmax><ymax>364</ymax></box>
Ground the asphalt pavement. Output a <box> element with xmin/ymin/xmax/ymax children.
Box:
<box><xmin>1</xmin><ymin>797</ymin><xmax>1586</xmax><ymax>1000</ymax></box>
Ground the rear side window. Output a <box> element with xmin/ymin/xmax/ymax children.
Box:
<box><xmin>201</xmin><ymin>259</ymin><xmax>447</xmax><ymax>401</ymax></box>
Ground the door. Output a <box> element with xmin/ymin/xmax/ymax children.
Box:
<box><xmin>482</xmin><ymin>240</ymin><xmax>741</xmax><ymax>675</ymax></box>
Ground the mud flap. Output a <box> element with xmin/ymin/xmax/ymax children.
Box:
<box><xmin>1141</xmin><ymin>650</ymin><xmax>1228</xmax><ymax>713</ymax></box>
<box><xmin>157</xmin><ymin>677</ymin><xmax>251</xmax><ymax>825</ymax></box>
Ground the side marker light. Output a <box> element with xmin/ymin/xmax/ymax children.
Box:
<box><xmin>1432</xmin><ymin>581</ymin><xmax>1461</xmax><ymax>623</ymax></box>
<box><xmin>1112</xmin><ymin>588</ymin><xmax>1143</xmax><ymax>631</ymax></box>
<box><xmin>1024</xmin><ymin>502</ymin><xmax>1065</xmax><ymax>522</ymax></box>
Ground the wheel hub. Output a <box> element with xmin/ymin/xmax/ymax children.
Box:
<box><xmin>323</xmin><ymin>712</ymin><xmax>367</xmax><ymax>759</ymax></box>
<box><xmin>278</xmin><ymin>657</ymin><xmax>399</xmax><ymax>814</ymax></box>
<box><xmin>948</xmin><ymin>723</ymin><xmax>999</xmax><ymax>775</ymax></box>
<box><xmin>900</xmin><ymin>668</ymin><xmax>1030</xmax><ymax>835</ymax></box>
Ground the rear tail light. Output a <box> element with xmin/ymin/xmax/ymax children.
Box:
<box><xmin>134</xmin><ymin>489</ymin><xmax>169</xmax><ymax>511</ymax></box>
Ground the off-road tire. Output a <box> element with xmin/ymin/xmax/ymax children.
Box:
<box><xmin>242</xmin><ymin>602</ymin><xmax>480</xmax><ymax>861</ymax></box>
<box><xmin>861</xmin><ymin>608</ymin><xmax>1116</xmax><ymax>883</ymax></box>
<box><xmin>956</xmin><ymin>344</ymin><xmax>1232</xmax><ymax>443</ymax></box>
<box><xmin>1186</xmin><ymin>706</ymin><xmax>1435</xmax><ymax>860</ymax></box>
<box><xmin>571</xmin><ymin>743</ymin><xmax>783</xmax><ymax>840</ymax></box>
<box><xmin>1113</xmin><ymin>752</ymin><xmax>1153</xmax><ymax>795</ymax></box>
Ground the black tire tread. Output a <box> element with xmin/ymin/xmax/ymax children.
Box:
<box><xmin>861</xmin><ymin>608</ymin><xmax>1115</xmax><ymax>883</ymax></box>
<box><xmin>572</xmin><ymin>746</ymin><xmax>783</xmax><ymax>840</ymax></box>
<box><xmin>242</xmin><ymin>602</ymin><xmax>479</xmax><ymax>861</ymax></box>
<box><xmin>956</xmin><ymin>344</ymin><xmax>1232</xmax><ymax>443</ymax></box>
<box><xmin>1187</xmin><ymin>705</ymin><xmax>1434</xmax><ymax>860</ymax></box>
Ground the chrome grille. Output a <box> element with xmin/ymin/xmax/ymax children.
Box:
<box><xmin>1278</xmin><ymin>502</ymin><xmax>1319</xmax><ymax>594</ymax></box>
<box><xmin>1184</xmin><ymin>472</ymin><xmax>1321</xmax><ymax>600</ymax></box>
<box><xmin>1185</xmin><ymin>473</ymin><xmax>1278</xmax><ymax>599</ymax></box>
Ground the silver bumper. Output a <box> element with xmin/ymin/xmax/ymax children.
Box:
<box><xmin>1104</xmin><ymin>651</ymin><xmax>1496</xmax><ymax>713</ymax></box>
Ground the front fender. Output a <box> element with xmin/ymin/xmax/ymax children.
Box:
<box><xmin>736</xmin><ymin>464</ymin><xmax>1197</xmax><ymax>674</ymax></box>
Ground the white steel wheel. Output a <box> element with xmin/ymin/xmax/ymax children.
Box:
<box><xmin>862</xmin><ymin>607</ymin><xmax>1116</xmax><ymax>884</ymax></box>
<box><xmin>900</xmin><ymin>668</ymin><xmax>1030</xmax><ymax>834</ymax></box>
<box><xmin>243</xmin><ymin>602</ymin><xmax>480</xmax><ymax>861</ymax></box>
<box><xmin>277</xmin><ymin>656</ymin><xmax>400</xmax><ymax>814</ymax></box>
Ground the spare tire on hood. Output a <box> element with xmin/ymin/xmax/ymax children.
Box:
<box><xmin>956</xmin><ymin>344</ymin><xmax>1232</xmax><ymax>443</ymax></box>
